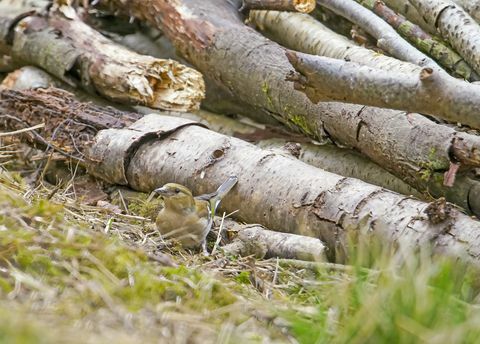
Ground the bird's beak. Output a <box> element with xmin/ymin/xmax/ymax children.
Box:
<box><xmin>154</xmin><ymin>186</ymin><xmax>173</xmax><ymax>196</ymax></box>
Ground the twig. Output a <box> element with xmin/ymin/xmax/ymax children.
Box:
<box><xmin>0</xmin><ymin>122</ymin><xmax>45</xmax><ymax>137</ymax></box>
<box><xmin>211</xmin><ymin>212</ymin><xmax>226</xmax><ymax>255</ymax></box>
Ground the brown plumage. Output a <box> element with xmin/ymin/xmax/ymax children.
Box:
<box><xmin>154</xmin><ymin>176</ymin><xmax>238</xmax><ymax>252</ymax></box>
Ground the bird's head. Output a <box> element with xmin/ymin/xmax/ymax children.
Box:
<box><xmin>154</xmin><ymin>183</ymin><xmax>195</xmax><ymax>210</ymax></box>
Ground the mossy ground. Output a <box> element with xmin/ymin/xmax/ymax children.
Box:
<box><xmin>1</xmin><ymin>144</ymin><xmax>480</xmax><ymax>343</ymax></box>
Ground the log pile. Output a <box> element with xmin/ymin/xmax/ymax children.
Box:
<box><xmin>1</xmin><ymin>0</ymin><xmax>480</xmax><ymax>266</ymax></box>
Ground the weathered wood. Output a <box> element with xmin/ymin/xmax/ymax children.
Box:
<box><xmin>2</xmin><ymin>65</ymin><xmax>425</xmax><ymax>199</ymax></box>
<box><xmin>286</xmin><ymin>50</ymin><xmax>480</xmax><ymax>128</ymax></box>
<box><xmin>97</xmin><ymin>0</ymin><xmax>480</xmax><ymax>216</ymax></box>
<box><xmin>0</xmin><ymin>4</ymin><xmax>204</xmax><ymax>111</ymax></box>
<box><xmin>356</xmin><ymin>0</ymin><xmax>477</xmax><ymax>80</ymax></box>
<box><xmin>241</xmin><ymin>0</ymin><xmax>315</xmax><ymax>12</ymax></box>
<box><xmin>222</xmin><ymin>224</ymin><xmax>327</xmax><ymax>261</ymax></box>
<box><xmin>2</xmin><ymin>88</ymin><xmax>480</xmax><ymax>267</ymax></box>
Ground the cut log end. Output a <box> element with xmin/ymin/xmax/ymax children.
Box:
<box><xmin>293</xmin><ymin>0</ymin><xmax>316</xmax><ymax>13</ymax></box>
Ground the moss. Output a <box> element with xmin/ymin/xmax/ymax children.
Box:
<box><xmin>419</xmin><ymin>147</ymin><xmax>446</xmax><ymax>181</ymax></box>
<box><xmin>127</xmin><ymin>197</ymin><xmax>163</xmax><ymax>220</ymax></box>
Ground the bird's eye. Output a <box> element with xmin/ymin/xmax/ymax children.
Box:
<box><xmin>175</xmin><ymin>188</ymin><xmax>180</xmax><ymax>193</ymax></box>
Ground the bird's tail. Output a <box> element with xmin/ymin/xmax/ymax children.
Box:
<box><xmin>197</xmin><ymin>176</ymin><xmax>238</xmax><ymax>217</ymax></box>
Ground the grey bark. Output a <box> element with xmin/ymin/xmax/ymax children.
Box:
<box><xmin>96</xmin><ymin>0</ymin><xmax>480</xmax><ymax>216</ymax></box>
<box><xmin>286</xmin><ymin>51</ymin><xmax>480</xmax><ymax>128</ymax></box>
<box><xmin>315</xmin><ymin>0</ymin><xmax>437</xmax><ymax>67</ymax></box>
<box><xmin>382</xmin><ymin>0</ymin><xmax>437</xmax><ymax>34</ymax></box>
<box><xmin>249</xmin><ymin>10</ymin><xmax>423</xmax><ymax>74</ymax></box>
<box><xmin>2</xmin><ymin>64</ymin><xmax>424</xmax><ymax>199</ymax></box>
<box><xmin>451</xmin><ymin>0</ymin><xmax>480</xmax><ymax>22</ymax></box>
<box><xmin>87</xmin><ymin>112</ymin><xmax>480</xmax><ymax>265</ymax></box>
<box><xmin>3</xmin><ymin>87</ymin><xmax>480</xmax><ymax>266</ymax></box>
<box><xmin>222</xmin><ymin>224</ymin><xmax>327</xmax><ymax>261</ymax></box>
<box><xmin>409</xmin><ymin>0</ymin><xmax>480</xmax><ymax>75</ymax></box>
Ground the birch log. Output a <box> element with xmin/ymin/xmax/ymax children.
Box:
<box><xmin>2</xmin><ymin>65</ymin><xmax>425</xmax><ymax>199</ymax></box>
<box><xmin>2</xmin><ymin>88</ymin><xmax>480</xmax><ymax>266</ymax></box>
<box><xmin>409</xmin><ymin>0</ymin><xmax>480</xmax><ymax>75</ymax></box>
<box><xmin>354</xmin><ymin>0</ymin><xmax>477</xmax><ymax>80</ymax></box>
<box><xmin>249</xmin><ymin>10</ymin><xmax>423</xmax><ymax>74</ymax></box>
<box><xmin>285</xmin><ymin>50</ymin><xmax>480</xmax><ymax>127</ymax></box>
<box><xmin>97</xmin><ymin>0</ymin><xmax>480</xmax><ymax>216</ymax></box>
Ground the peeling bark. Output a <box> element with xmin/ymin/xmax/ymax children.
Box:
<box><xmin>0</xmin><ymin>5</ymin><xmax>204</xmax><ymax>111</ymax></box>
<box><xmin>3</xmin><ymin>88</ymin><xmax>480</xmax><ymax>265</ymax></box>
<box><xmin>96</xmin><ymin>0</ymin><xmax>480</xmax><ymax>216</ymax></box>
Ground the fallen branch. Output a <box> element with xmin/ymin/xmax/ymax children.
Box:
<box><xmin>382</xmin><ymin>0</ymin><xmax>435</xmax><ymax>34</ymax></box>
<box><xmin>241</xmin><ymin>0</ymin><xmax>316</xmax><ymax>12</ymax></box>
<box><xmin>95</xmin><ymin>0</ymin><xmax>480</xmax><ymax>216</ymax></box>
<box><xmin>409</xmin><ymin>0</ymin><xmax>480</xmax><ymax>75</ymax></box>
<box><xmin>355</xmin><ymin>0</ymin><xmax>477</xmax><ymax>80</ymax></box>
<box><xmin>222</xmin><ymin>224</ymin><xmax>327</xmax><ymax>261</ymax></box>
<box><xmin>2</xmin><ymin>88</ymin><xmax>480</xmax><ymax>265</ymax></box>
<box><xmin>316</xmin><ymin>0</ymin><xmax>437</xmax><ymax>67</ymax></box>
<box><xmin>249</xmin><ymin>10</ymin><xmax>423</xmax><ymax>74</ymax></box>
<box><xmin>286</xmin><ymin>50</ymin><xmax>480</xmax><ymax>128</ymax></box>
<box><xmin>0</xmin><ymin>4</ymin><xmax>204</xmax><ymax>111</ymax></box>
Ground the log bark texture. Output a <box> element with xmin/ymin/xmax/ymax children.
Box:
<box><xmin>222</xmin><ymin>224</ymin><xmax>327</xmax><ymax>261</ymax></box>
<box><xmin>286</xmin><ymin>50</ymin><xmax>480</xmax><ymax>128</ymax></box>
<box><xmin>409</xmin><ymin>0</ymin><xmax>480</xmax><ymax>75</ymax></box>
<box><xmin>97</xmin><ymin>0</ymin><xmax>480</xmax><ymax>216</ymax></box>
<box><xmin>0</xmin><ymin>3</ymin><xmax>204</xmax><ymax>111</ymax></box>
<box><xmin>241</xmin><ymin>0</ymin><xmax>316</xmax><ymax>12</ymax></box>
<box><xmin>2</xmin><ymin>88</ymin><xmax>480</xmax><ymax>265</ymax></box>
<box><xmin>2</xmin><ymin>65</ymin><xmax>425</xmax><ymax>199</ymax></box>
<box><xmin>249</xmin><ymin>10</ymin><xmax>423</xmax><ymax>74</ymax></box>
<box><xmin>355</xmin><ymin>0</ymin><xmax>477</xmax><ymax>80</ymax></box>
<box><xmin>316</xmin><ymin>0</ymin><xmax>437</xmax><ymax>67</ymax></box>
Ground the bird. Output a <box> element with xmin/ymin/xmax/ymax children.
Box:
<box><xmin>154</xmin><ymin>176</ymin><xmax>238</xmax><ymax>253</ymax></box>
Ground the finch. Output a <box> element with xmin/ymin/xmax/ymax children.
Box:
<box><xmin>154</xmin><ymin>176</ymin><xmax>238</xmax><ymax>252</ymax></box>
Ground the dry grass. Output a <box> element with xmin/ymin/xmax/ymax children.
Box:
<box><xmin>2</xmin><ymin>142</ymin><xmax>480</xmax><ymax>343</ymax></box>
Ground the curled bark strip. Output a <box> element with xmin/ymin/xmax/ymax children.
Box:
<box><xmin>249</xmin><ymin>10</ymin><xmax>423</xmax><ymax>74</ymax></box>
<box><xmin>222</xmin><ymin>225</ymin><xmax>327</xmax><ymax>261</ymax></box>
<box><xmin>241</xmin><ymin>0</ymin><xmax>316</xmax><ymax>12</ymax></box>
<box><xmin>409</xmin><ymin>0</ymin><xmax>480</xmax><ymax>75</ymax></box>
<box><xmin>316</xmin><ymin>0</ymin><xmax>436</xmax><ymax>67</ymax></box>
<box><xmin>357</xmin><ymin>0</ymin><xmax>478</xmax><ymax>80</ymax></box>
<box><xmin>1</xmin><ymin>6</ymin><xmax>205</xmax><ymax>111</ymax></box>
<box><xmin>286</xmin><ymin>50</ymin><xmax>480</xmax><ymax>129</ymax></box>
<box><xmin>86</xmin><ymin>114</ymin><xmax>206</xmax><ymax>185</ymax></box>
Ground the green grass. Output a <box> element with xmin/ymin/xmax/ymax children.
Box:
<box><xmin>1</xmin><ymin>166</ymin><xmax>480</xmax><ymax>343</ymax></box>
